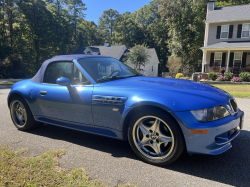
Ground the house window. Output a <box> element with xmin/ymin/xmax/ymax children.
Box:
<box><xmin>152</xmin><ymin>66</ymin><xmax>153</xmax><ymax>72</ymax></box>
<box><xmin>214</xmin><ymin>52</ymin><xmax>222</xmax><ymax>65</ymax></box>
<box><xmin>87</xmin><ymin>51</ymin><xmax>92</xmax><ymax>55</ymax></box>
<box><xmin>242</xmin><ymin>23</ymin><xmax>250</xmax><ymax>38</ymax></box>
<box><xmin>220</xmin><ymin>25</ymin><xmax>229</xmax><ymax>39</ymax></box>
<box><xmin>234</xmin><ymin>52</ymin><xmax>243</xmax><ymax>65</ymax></box>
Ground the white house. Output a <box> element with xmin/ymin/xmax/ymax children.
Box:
<box><xmin>74</xmin><ymin>43</ymin><xmax>159</xmax><ymax>76</ymax></box>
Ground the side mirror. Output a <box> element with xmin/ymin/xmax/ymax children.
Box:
<box><xmin>56</xmin><ymin>77</ymin><xmax>71</xmax><ymax>86</ymax></box>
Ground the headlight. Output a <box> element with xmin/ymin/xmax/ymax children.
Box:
<box><xmin>191</xmin><ymin>106</ymin><xmax>230</xmax><ymax>122</ymax></box>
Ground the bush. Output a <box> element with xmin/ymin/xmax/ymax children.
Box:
<box><xmin>175</xmin><ymin>73</ymin><xmax>184</xmax><ymax>79</ymax></box>
<box><xmin>224</xmin><ymin>72</ymin><xmax>234</xmax><ymax>81</ymax></box>
<box><xmin>208</xmin><ymin>72</ymin><xmax>218</xmax><ymax>81</ymax></box>
<box><xmin>239</xmin><ymin>72</ymin><xmax>250</xmax><ymax>82</ymax></box>
<box><xmin>217</xmin><ymin>75</ymin><xmax>226</xmax><ymax>81</ymax></box>
<box><xmin>231</xmin><ymin>76</ymin><xmax>242</xmax><ymax>82</ymax></box>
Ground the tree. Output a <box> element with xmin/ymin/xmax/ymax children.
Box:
<box><xmin>98</xmin><ymin>9</ymin><xmax>119</xmax><ymax>44</ymax></box>
<box><xmin>166</xmin><ymin>56</ymin><xmax>182</xmax><ymax>73</ymax></box>
<box><xmin>125</xmin><ymin>45</ymin><xmax>151</xmax><ymax>72</ymax></box>
<box><xmin>66</xmin><ymin>0</ymin><xmax>87</xmax><ymax>43</ymax></box>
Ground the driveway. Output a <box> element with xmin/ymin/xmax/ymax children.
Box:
<box><xmin>0</xmin><ymin>87</ymin><xmax>249</xmax><ymax>187</ymax></box>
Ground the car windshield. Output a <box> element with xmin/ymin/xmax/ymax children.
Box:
<box><xmin>77</xmin><ymin>57</ymin><xmax>142</xmax><ymax>83</ymax></box>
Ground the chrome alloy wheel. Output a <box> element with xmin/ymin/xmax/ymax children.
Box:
<box><xmin>132</xmin><ymin>116</ymin><xmax>174</xmax><ymax>159</ymax></box>
<box><xmin>11</xmin><ymin>100</ymin><xmax>27</xmax><ymax>127</ymax></box>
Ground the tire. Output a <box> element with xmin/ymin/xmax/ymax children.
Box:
<box><xmin>10</xmin><ymin>96</ymin><xmax>40</xmax><ymax>131</ymax></box>
<box><xmin>128</xmin><ymin>108</ymin><xmax>185</xmax><ymax>166</ymax></box>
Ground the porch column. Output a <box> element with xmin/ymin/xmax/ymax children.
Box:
<box><xmin>202</xmin><ymin>50</ymin><xmax>206</xmax><ymax>73</ymax></box>
<box><xmin>226</xmin><ymin>50</ymin><xmax>230</xmax><ymax>72</ymax></box>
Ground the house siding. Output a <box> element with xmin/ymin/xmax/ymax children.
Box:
<box><xmin>207</xmin><ymin>20</ymin><xmax>250</xmax><ymax>46</ymax></box>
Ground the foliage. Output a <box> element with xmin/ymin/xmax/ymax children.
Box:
<box><xmin>175</xmin><ymin>73</ymin><xmax>184</xmax><ymax>79</ymax></box>
<box><xmin>217</xmin><ymin>75</ymin><xmax>227</xmax><ymax>81</ymax></box>
<box><xmin>208</xmin><ymin>72</ymin><xmax>218</xmax><ymax>81</ymax></box>
<box><xmin>0</xmin><ymin>146</ymin><xmax>106</xmax><ymax>186</ymax></box>
<box><xmin>1</xmin><ymin>0</ymin><xmax>250</xmax><ymax>78</ymax></box>
<box><xmin>166</xmin><ymin>56</ymin><xmax>182</xmax><ymax>73</ymax></box>
<box><xmin>125</xmin><ymin>45</ymin><xmax>151</xmax><ymax>72</ymax></box>
<box><xmin>231</xmin><ymin>76</ymin><xmax>242</xmax><ymax>82</ymax></box>
<box><xmin>239</xmin><ymin>72</ymin><xmax>250</xmax><ymax>82</ymax></box>
<box><xmin>98</xmin><ymin>8</ymin><xmax>119</xmax><ymax>44</ymax></box>
<box><xmin>224</xmin><ymin>72</ymin><xmax>234</xmax><ymax>81</ymax></box>
<box><xmin>0</xmin><ymin>54</ymin><xmax>23</xmax><ymax>78</ymax></box>
<box><xmin>157</xmin><ymin>0</ymin><xmax>206</xmax><ymax>73</ymax></box>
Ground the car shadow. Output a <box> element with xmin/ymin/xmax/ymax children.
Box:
<box><xmin>28</xmin><ymin>124</ymin><xmax>250</xmax><ymax>187</ymax></box>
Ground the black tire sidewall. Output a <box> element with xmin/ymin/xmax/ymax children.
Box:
<box><xmin>128</xmin><ymin>108</ymin><xmax>185</xmax><ymax>166</ymax></box>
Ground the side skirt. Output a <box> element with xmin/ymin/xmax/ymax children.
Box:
<box><xmin>35</xmin><ymin>116</ymin><xmax>123</xmax><ymax>140</ymax></box>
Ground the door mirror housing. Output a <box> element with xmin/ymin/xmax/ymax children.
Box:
<box><xmin>56</xmin><ymin>77</ymin><xmax>71</xmax><ymax>86</ymax></box>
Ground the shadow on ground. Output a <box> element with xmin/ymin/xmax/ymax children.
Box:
<box><xmin>28</xmin><ymin>124</ymin><xmax>250</xmax><ymax>187</ymax></box>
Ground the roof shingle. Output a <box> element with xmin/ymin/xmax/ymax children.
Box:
<box><xmin>206</xmin><ymin>4</ymin><xmax>250</xmax><ymax>23</ymax></box>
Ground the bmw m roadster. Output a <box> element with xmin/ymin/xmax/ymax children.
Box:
<box><xmin>8</xmin><ymin>54</ymin><xmax>244</xmax><ymax>165</ymax></box>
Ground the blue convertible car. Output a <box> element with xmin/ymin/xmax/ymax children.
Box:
<box><xmin>8</xmin><ymin>54</ymin><xmax>244</xmax><ymax>165</ymax></box>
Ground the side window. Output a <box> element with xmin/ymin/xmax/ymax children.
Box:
<box><xmin>73</xmin><ymin>65</ymin><xmax>91</xmax><ymax>85</ymax></box>
<box><xmin>43</xmin><ymin>62</ymin><xmax>72</xmax><ymax>84</ymax></box>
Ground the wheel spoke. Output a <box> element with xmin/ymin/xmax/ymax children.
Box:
<box><xmin>158</xmin><ymin>134</ymin><xmax>172</xmax><ymax>144</ymax></box>
<box><xmin>138</xmin><ymin>122</ymin><xmax>150</xmax><ymax>136</ymax></box>
<box><xmin>150</xmin><ymin>142</ymin><xmax>162</xmax><ymax>156</ymax></box>
<box><xmin>150</xmin><ymin>119</ymin><xmax>160</xmax><ymax>133</ymax></box>
<box><xmin>138</xmin><ymin>138</ymin><xmax>150</xmax><ymax>148</ymax></box>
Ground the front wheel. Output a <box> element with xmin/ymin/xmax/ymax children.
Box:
<box><xmin>10</xmin><ymin>96</ymin><xmax>40</xmax><ymax>131</ymax></box>
<box><xmin>128</xmin><ymin>109</ymin><xmax>185</xmax><ymax>165</ymax></box>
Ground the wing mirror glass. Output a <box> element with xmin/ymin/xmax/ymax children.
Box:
<box><xmin>56</xmin><ymin>77</ymin><xmax>71</xmax><ymax>86</ymax></box>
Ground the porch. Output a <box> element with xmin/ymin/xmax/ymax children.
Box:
<box><xmin>201</xmin><ymin>42</ymin><xmax>250</xmax><ymax>74</ymax></box>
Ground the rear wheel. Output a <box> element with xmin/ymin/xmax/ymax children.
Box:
<box><xmin>128</xmin><ymin>109</ymin><xmax>185</xmax><ymax>165</ymax></box>
<box><xmin>10</xmin><ymin>96</ymin><xmax>40</xmax><ymax>131</ymax></box>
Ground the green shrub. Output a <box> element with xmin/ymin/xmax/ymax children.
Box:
<box><xmin>224</xmin><ymin>72</ymin><xmax>233</xmax><ymax>81</ymax></box>
<box><xmin>208</xmin><ymin>72</ymin><xmax>218</xmax><ymax>81</ymax></box>
<box><xmin>175</xmin><ymin>73</ymin><xmax>184</xmax><ymax>79</ymax></box>
<box><xmin>239</xmin><ymin>72</ymin><xmax>250</xmax><ymax>82</ymax></box>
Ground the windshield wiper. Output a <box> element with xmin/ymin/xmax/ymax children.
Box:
<box><xmin>97</xmin><ymin>74</ymin><xmax>142</xmax><ymax>83</ymax></box>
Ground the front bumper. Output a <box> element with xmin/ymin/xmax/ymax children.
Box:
<box><xmin>174</xmin><ymin>109</ymin><xmax>244</xmax><ymax>155</ymax></box>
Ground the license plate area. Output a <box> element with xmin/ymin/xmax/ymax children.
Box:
<box><xmin>228</xmin><ymin>128</ymin><xmax>237</xmax><ymax>137</ymax></box>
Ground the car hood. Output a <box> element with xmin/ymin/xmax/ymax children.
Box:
<box><xmin>96</xmin><ymin>76</ymin><xmax>232</xmax><ymax>103</ymax></box>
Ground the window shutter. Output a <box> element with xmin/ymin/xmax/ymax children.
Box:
<box><xmin>237</xmin><ymin>24</ymin><xmax>242</xmax><ymax>38</ymax></box>
<box><xmin>216</xmin><ymin>26</ymin><xmax>221</xmax><ymax>39</ymax></box>
<box><xmin>242</xmin><ymin>52</ymin><xmax>247</xmax><ymax>67</ymax></box>
<box><xmin>229</xmin><ymin>53</ymin><xmax>234</xmax><ymax>67</ymax></box>
<box><xmin>210</xmin><ymin>53</ymin><xmax>214</xmax><ymax>67</ymax></box>
<box><xmin>221</xmin><ymin>53</ymin><xmax>226</xmax><ymax>67</ymax></box>
<box><xmin>228</xmin><ymin>25</ymin><xmax>234</xmax><ymax>38</ymax></box>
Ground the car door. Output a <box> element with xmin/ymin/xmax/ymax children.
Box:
<box><xmin>36</xmin><ymin>61</ymin><xmax>94</xmax><ymax>125</ymax></box>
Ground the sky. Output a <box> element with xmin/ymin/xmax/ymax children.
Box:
<box><xmin>83</xmin><ymin>0</ymin><xmax>152</xmax><ymax>25</ymax></box>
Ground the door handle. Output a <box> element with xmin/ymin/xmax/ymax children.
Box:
<box><xmin>39</xmin><ymin>90</ymin><xmax>47</xmax><ymax>95</ymax></box>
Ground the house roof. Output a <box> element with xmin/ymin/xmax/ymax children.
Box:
<box><xmin>91</xmin><ymin>45</ymin><xmax>126</xmax><ymax>59</ymax></box>
<box><xmin>88</xmin><ymin>47</ymin><xmax>100</xmax><ymax>53</ymax></box>
<box><xmin>206</xmin><ymin>4</ymin><xmax>250</xmax><ymax>23</ymax></box>
<box><xmin>201</xmin><ymin>41</ymin><xmax>250</xmax><ymax>49</ymax></box>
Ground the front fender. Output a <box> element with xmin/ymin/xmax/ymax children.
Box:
<box><xmin>8</xmin><ymin>79</ymin><xmax>43</xmax><ymax>116</ymax></box>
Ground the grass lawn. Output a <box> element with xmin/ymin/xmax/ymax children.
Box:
<box><xmin>0</xmin><ymin>146</ymin><xmax>133</xmax><ymax>187</ymax></box>
<box><xmin>211</xmin><ymin>84</ymin><xmax>250</xmax><ymax>98</ymax></box>
<box><xmin>0</xmin><ymin>81</ymin><xmax>15</xmax><ymax>85</ymax></box>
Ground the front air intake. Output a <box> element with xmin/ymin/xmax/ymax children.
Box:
<box><xmin>230</xmin><ymin>99</ymin><xmax>238</xmax><ymax>113</ymax></box>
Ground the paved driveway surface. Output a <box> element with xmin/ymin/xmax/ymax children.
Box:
<box><xmin>0</xmin><ymin>87</ymin><xmax>249</xmax><ymax>187</ymax></box>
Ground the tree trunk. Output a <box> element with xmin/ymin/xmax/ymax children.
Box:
<box><xmin>9</xmin><ymin>9</ymin><xmax>13</xmax><ymax>48</ymax></box>
<box><xmin>181</xmin><ymin>56</ymin><xmax>184</xmax><ymax>73</ymax></box>
<box><xmin>57</xmin><ymin>0</ymin><xmax>61</xmax><ymax>25</ymax></box>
